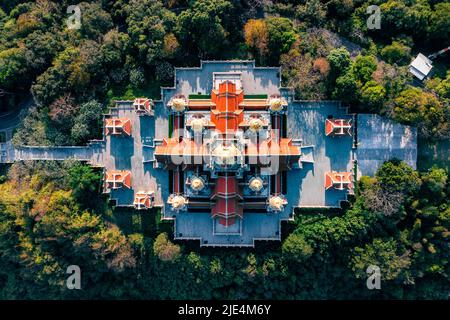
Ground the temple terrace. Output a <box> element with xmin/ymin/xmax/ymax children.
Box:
<box><xmin>1</xmin><ymin>61</ymin><xmax>417</xmax><ymax>247</ymax></box>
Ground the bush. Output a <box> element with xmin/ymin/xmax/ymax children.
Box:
<box><xmin>282</xmin><ymin>233</ymin><xmax>314</xmax><ymax>263</ymax></box>
<box><xmin>153</xmin><ymin>232</ymin><xmax>181</xmax><ymax>262</ymax></box>
<box><xmin>380</xmin><ymin>41</ymin><xmax>411</xmax><ymax>66</ymax></box>
<box><xmin>327</xmin><ymin>47</ymin><xmax>351</xmax><ymax>79</ymax></box>
<box><xmin>360</xmin><ymin>80</ymin><xmax>386</xmax><ymax>111</ymax></box>
<box><xmin>129</xmin><ymin>67</ymin><xmax>146</xmax><ymax>88</ymax></box>
<box><xmin>352</xmin><ymin>55</ymin><xmax>377</xmax><ymax>84</ymax></box>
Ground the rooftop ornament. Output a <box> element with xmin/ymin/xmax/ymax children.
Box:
<box><xmin>105</xmin><ymin>170</ymin><xmax>132</xmax><ymax>189</ymax></box>
<box><xmin>168</xmin><ymin>96</ymin><xmax>187</xmax><ymax>113</ymax></box>
<box><xmin>248</xmin><ymin>118</ymin><xmax>264</xmax><ymax>133</ymax></box>
<box><xmin>168</xmin><ymin>194</ymin><xmax>188</xmax><ymax>211</ymax></box>
<box><xmin>268</xmin><ymin>96</ymin><xmax>287</xmax><ymax>113</ymax></box>
<box><xmin>212</xmin><ymin>144</ymin><xmax>241</xmax><ymax>167</ymax></box>
<box><xmin>190</xmin><ymin>176</ymin><xmax>205</xmax><ymax>192</ymax></box>
<box><xmin>190</xmin><ymin>117</ymin><xmax>208</xmax><ymax>133</ymax></box>
<box><xmin>325</xmin><ymin>171</ymin><xmax>353</xmax><ymax>191</ymax></box>
<box><xmin>325</xmin><ymin>118</ymin><xmax>352</xmax><ymax>136</ymax></box>
<box><xmin>104</xmin><ymin>118</ymin><xmax>132</xmax><ymax>136</ymax></box>
<box><xmin>249</xmin><ymin>176</ymin><xmax>264</xmax><ymax>192</ymax></box>
<box><xmin>268</xmin><ymin>195</ymin><xmax>287</xmax><ymax>212</ymax></box>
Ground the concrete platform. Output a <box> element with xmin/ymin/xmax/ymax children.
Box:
<box><xmin>105</xmin><ymin>102</ymin><xmax>169</xmax><ymax>207</ymax></box>
<box><xmin>1</xmin><ymin>61</ymin><xmax>419</xmax><ymax>248</ymax></box>
<box><xmin>286</xmin><ymin>101</ymin><xmax>355</xmax><ymax>210</ymax></box>
<box><xmin>356</xmin><ymin>114</ymin><xmax>417</xmax><ymax>177</ymax></box>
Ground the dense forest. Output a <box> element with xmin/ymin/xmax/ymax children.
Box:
<box><xmin>0</xmin><ymin>0</ymin><xmax>449</xmax><ymax>299</ymax></box>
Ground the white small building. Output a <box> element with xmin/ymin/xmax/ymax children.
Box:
<box><xmin>409</xmin><ymin>53</ymin><xmax>433</xmax><ymax>81</ymax></box>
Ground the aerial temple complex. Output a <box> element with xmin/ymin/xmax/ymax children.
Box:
<box><xmin>0</xmin><ymin>61</ymin><xmax>418</xmax><ymax>247</ymax></box>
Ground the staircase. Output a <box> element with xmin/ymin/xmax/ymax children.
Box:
<box><xmin>299</xmin><ymin>145</ymin><xmax>314</xmax><ymax>169</ymax></box>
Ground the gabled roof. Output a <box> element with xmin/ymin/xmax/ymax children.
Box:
<box><xmin>105</xmin><ymin>118</ymin><xmax>132</xmax><ymax>136</ymax></box>
<box><xmin>155</xmin><ymin>138</ymin><xmax>206</xmax><ymax>157</ymax></box>
<box><xmin>238</xmin><ymin>99</ymin><xmax>268</xmax><ymax>110</ymax></box>
<box><xmin>133</xmin><ymin>192</ymin><xmax>153</xmax><ymax>210</ymax></box>
<box><xmin>325</xmin><ymin>118</ymin><xmax>352</xmax><ymax>136</ymax></box>
<box><xmin>210</xmin><ymin>81</ymin><xmax>245</xmax><ymax>134</ymax></box>
<box><xmin>211</xmin><ymin>176</ymin><xmax>243</xmax><ymax>226</ymax></box>
<box><xmin>217</xmin><ymin>217</ymin><xmax>238</xmax><ymax>227</ymax></box>
<box><xmin>105</xmin><ymin>170</ymin><xmax>132</xmax><ymax>189</ymax></box>
<box><xmin>248</xmin><ymin>138</ymin><xmax>301</xmax><ymax>156</ymax></box>
<box><xmin>212</xmin><ymin>197</ymin><xmax>243</xmax><ymax>220</ymax></box>
<box><xmin>325</xmin><ymin>171</ymin><xmax>353</xmax><ymax>190</ymax></box>
<box><xmin>212</xmin><ymin>176</ymin><xmax>242</xmax><ymax>199</ymax></box>
<box><xmin>133</xmin><ymin>98</ymin><xmax>153</xmax><ymax>115</ymax></box>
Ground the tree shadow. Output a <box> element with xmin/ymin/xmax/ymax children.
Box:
<box><xmin>110</xmin><ymin>206</ymin><xmax>159</xmax><ymax>238</ymax></box>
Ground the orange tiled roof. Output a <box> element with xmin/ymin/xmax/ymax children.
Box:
<box><xmin>325</xmin><ymin>118</ymin><xmax>352</xmax><ymax>136</ymax></box>
<box><xmin>105</xmin><ymin>118</ymin><xmax>132</xmax><ymax>136</ymax></box>
<box><xmin>324</xmin><ymin>171</ymin><xmax>353</xmax><ymax>190</ymax></box>
<box><xmin>238</xmin><ymin>99</ymin><xmax>268</xmax><ymax>109</ymax></box>
<box><xmin>249</xmin><ymin>138</ymin><xmax>300</xmax><ymax>156</ymax></box>
<box><xmin>155</xmin><ymin>138</ymin><xmax>206</xmax><ymax>157</ymax></box>
<box><xmin>133</xmin><ymin>98</ymin><xmax>153</xmax><ymax>114</ymax></box>
<box><xmin>105</xmin><ymin>170</ymin><xmax>132</xmax><ymax>189</ymax></box>
<box><xmin>133</xmin><ymin>192</ymin><xmax>152</xmax><ymax>209</ymax></box>
<box><xmin>210</xmin><ymin>81</ymin><xmax>244</xmax><ymax>134</ymax></box>
<box><xmin>188</xmin><ymin>100</ymin><xmax>216</xmax><ymax>109</ymax></box>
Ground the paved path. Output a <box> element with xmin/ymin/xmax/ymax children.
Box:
<box><xmin>0</xmin><ymin>95</ymin><xmax>33</xmax><ymax>131</ymax></box>
<box><xmin>5</xmin><ymin>142</ymin><xmax>106</xmax><ymax>166</ymax></box>
<box><xmin>0</xmin><ymin>96</ymin><xmax>35</xmax><ymax>163</ymax></box>
<box><xmin>0</xmin><ymin>141</ymin><xmax>15</xmax><ymax>163</ymax></box>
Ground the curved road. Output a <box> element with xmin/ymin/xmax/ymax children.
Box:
<box><xmin>0</xmin><ymin>95</ymin><xmax>34</xmax><ymax>131</ymax></box>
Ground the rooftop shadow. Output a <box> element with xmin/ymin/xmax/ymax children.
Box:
<box><xmin>110</xmin><ymin>136</ymin><xmax>134</xmax><ymax>169</ymax></box>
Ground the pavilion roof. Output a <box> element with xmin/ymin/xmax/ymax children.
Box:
<box><xmin>133</xmin><ymin>98</ymin><xmax>153</xmax><ymax>114</ymax></box>
<box><xmin>324</xmin><ymin>171</ymin><xmax>353</xmax><ymax>190</ymax></box>
<box><xmin>325</xmin><ymin>118</ymin><xmax>352</xmax><ymax>136</ymax></box>
<box><xmin>105</xmin><ymin>118</ymin><xmax>132</xmax><ymax>136</ymax></box>
<box><xmin>133</xmin><ymin>192</ymin><xmax>153</xmax><ymax>209</ymax></box>
<box><xmin>105</xmin><ymin>170</ymin><xmax>132</xmax><ymax>189</ymax></box>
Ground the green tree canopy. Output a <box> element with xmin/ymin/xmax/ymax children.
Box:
<box><xmin>393</xmin><ymin>87</ymin><xmax>449</xmax><ymax>138</ymax></box>
<box><xmin>351</xmin><ymin>55</ymin><xmax>377</xmax><ymax>84</ymax></box>
<box><xmin>327</xmin><ymin>47</ymin><xmax>351</xmax><ymax>79</ymax></box>
<box><xmin>350</xmin><ymin>238</ymin><xmax>412</xmax><ymax>282</ymax></box>
<box><xmin>360</xmin><ymin>80</ymin><xmax>386</xmax><ymax>111</ymax></box>
<box><xmin>177</xmin><ymin>0</ymin><xmax>233</xmax><ymax>57</ymax></box>
<box><xmin>126</xmin><ymin>0</ymin><xmax>176</xmax><ymax>65</ymax></box>
<box><xmin>265</xmin><ymin>17</ymin><xmax>297</xmax><ymax>64</ymax></box>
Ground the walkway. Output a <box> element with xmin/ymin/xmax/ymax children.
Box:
<box><xmin>9</xmin><ymin>142</ymin><xmax>105</xmax><ymax>167</ymax></box>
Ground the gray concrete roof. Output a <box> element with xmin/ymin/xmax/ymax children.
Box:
<box><xmin>105</xmin><ymin>102</ymin><xmax>169</xmax><ymax>207</ymax></box>
<box><xmin>285</xmin><ymin>101</ymin><xmax>355</xmax><ymax>210</ymax></box>
<box><xmin>356</xmin><ymin>114</ymin><xmax>417</xmax><ymax>177</ymax></box>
